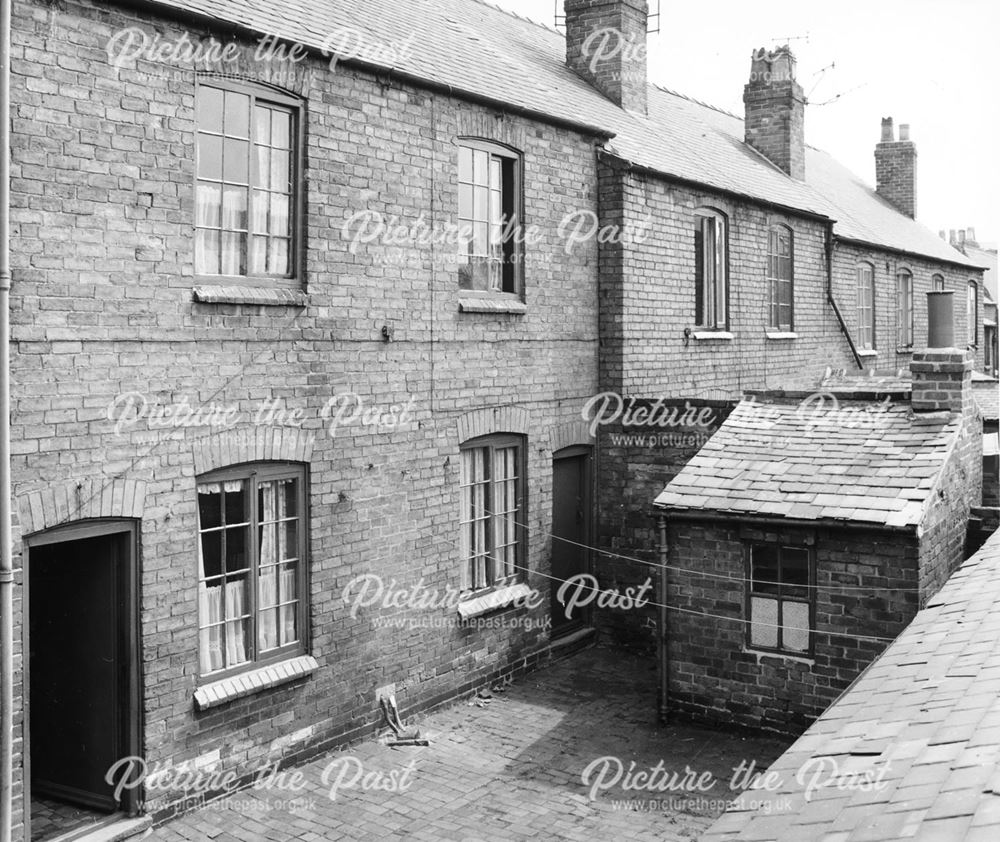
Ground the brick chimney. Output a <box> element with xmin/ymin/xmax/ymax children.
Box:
<box><xmin>911</xmin><ymin>291</ymin><xmax>972</xmax><ymax>413</ymax></box>
<box><xmin>875</xmin><ymin>117</ymin><xmax>917</xmax><ymax>219</ymax></box>
<box><xmin>565</xmin><ymin>0</ymin><xmax>648</xmax><ymax>115</ymax></box>
<box><xmin>742</xmin><ymin>46</ymin><xmax>806</xmax><ymax>180</ymax></box>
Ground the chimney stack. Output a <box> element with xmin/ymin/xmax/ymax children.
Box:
<box><xmin>743</xmin><ymin>46</ymin><xmax>806</xmax><ymax>180</ymax></box>
<box><xmin>565</xmin><ymin>0</ymin><xmax>648</xmax><ymax>115</ymax></box>
<box><xmin>911</xmin><ymin>291</ymin><xmax>972</xmax><ymax>413</ymax></box>
<box><xmin>875</xmin><ymin>117</ymin><xmax>917</xmax><ymax>218</ymax></box>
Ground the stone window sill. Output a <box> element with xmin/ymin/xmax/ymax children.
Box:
<box><xmin>194</xmin><ymin>654</ymin><xmax>318</xmax><ymax>711</ymax></box>
<box><xmin>896</xmin><ymin>346</ymin><xmax>914</xmax><ymax>354</ymax></box>
<box><xmin>692</xmin><ymin>330</ymin><xmax>734</xmax><ymax>341</ymax></box>
<box><xmin>765</xmin><ymin>331</ymin><xmax>798</xmax><ymax>341</ymax></box>
<box><xmin>457</xmin><ymin>582</ymin><xmax>534</xmax><ymax>619</ymax></box>
<box><xmin>193</xmin><ymin>285</ymin><xmax>308</xmax><ymax>307</ymax></box>
<box><xmin>857</xmin><ymin>349</ymin><xmax>878</xmax><ymax>358</ymax></box>
<box><xmin>744</xmin><ymin>648</ymin><xmax>815</xmax><ymax>666</ymax></box>
<box><xmin>458</xmin><ymin>293</ymin><xmax>526</xmax><ymax>315</ymax></box>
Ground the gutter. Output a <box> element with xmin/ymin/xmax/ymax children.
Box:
<box><xmin>826</xmin><ymin>221</ymin><xmax>864</xmax><ymax>369</ymax></box>
<box><xmin>115</xmin><ymin>0</ymin><xmax>617</xmax><ymax>142</ymax></box>
<box><xmin>0</xmin><ymin>0</ymin><xmax>11</xmax><ymax>837</ymax></box>
<box><xmin>598</xmin><ymin>149</ymin><xmax>835</xmax><ymax>225</ymax></box>
<box><xmin>650</xmin><ymin>508</ymin><xmax>918</xmax><ymax>534</ymax></box>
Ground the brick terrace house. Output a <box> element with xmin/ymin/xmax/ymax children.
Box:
<box><xmin>651</xmin><ymin>300</ymin><xmax>982</xmax><ymax>732</ymax></box>
<box><xmin>0</xmin><ymin>0</ymin><xmax>991</xmax><ymax>838</ymax></box>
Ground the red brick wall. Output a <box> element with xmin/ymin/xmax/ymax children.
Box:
<box><xmin>9</xmin><ymin>0</ymin><xmax>602</xmax><ymax>826</ymax></box>
<box><xmin>663</xmin><ymin>520</ymin><xmax>919</xmax><ymax>734</ymax></box>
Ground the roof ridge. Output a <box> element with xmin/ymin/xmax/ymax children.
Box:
<box><xmin>462</xmin><ymin>0</ymin><xmax>563</xmax><ymax>36</ymax></box>
<box><xmin>650</xmin><ymin>83</ymin><xmax>741</xmax><ymax>120</ymax></box>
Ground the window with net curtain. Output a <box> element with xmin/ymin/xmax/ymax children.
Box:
<box><xmin>194</xmin><ymin>79</ymin><xmax>299</xmax><ymax>286</ymax></box>
<box><xmin>896</xmin><ymin>269</ymin><xmax>913</xmax><ymax>349</ymax></box>
<box><xmin>196</xmin><ymin>463</ymin><xmax>307</xmax><ymax>676</ymax></box>
<box><xmin>459</xmin><ymin>435</ymin><xmax>524</xmax><ymax>592</ymax></box>
<box><xmin>747</xmin><ymin>543</ymin><xmax>813</xmax><ymax>655</ymax></box>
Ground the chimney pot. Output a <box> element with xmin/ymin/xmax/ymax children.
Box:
<box><xmin>743</xmin><ymin>45</ymin><xmax>806</xmax><ymax>180</ymax></box>
<box><xmin>875</xmin><ymin>119</ymin><xmax>917</xmax><ymax>218</ymax></box>
<box><xmin>939</xmin><ymin>230</ymin><xmax>946</xmax><ymax>240</ymax></box>
<box><xmin>958</xmin><ymin>229</ymin><xmax>966</xmax><ymax>245</ymax></box>
<box><xmin>912</xmin><ymin>291</ymin><xmax>972</xmax><ymax>414</ymax></box>
<box><xmin>927</xmin><ymin>291</ymin><xmax>955</xmax><ymax>349</ymax></box>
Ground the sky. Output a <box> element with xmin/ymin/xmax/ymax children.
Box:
<box><xmin>491</xmin><ymin>0</ymin><xmax>1000</xmax><ymax>248</ymax></box>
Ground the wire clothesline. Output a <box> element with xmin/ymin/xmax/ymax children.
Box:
<box><xmin>477</xmin><ymin>507</ymin><xmax>925</xmax><ymax>594</ymax></box>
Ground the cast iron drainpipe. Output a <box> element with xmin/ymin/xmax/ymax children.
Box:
<box><xmin>656</xmin><ymin>514</ymin><xmax>668</xmax><ymax>723</ymax></box>
<box><xmin>0</xmin><ymin>0</ymin><xmax>12</xmax><ymax>838</ymax></box>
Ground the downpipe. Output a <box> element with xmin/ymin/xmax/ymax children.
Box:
<box><xmin>656</xmin><ymin>514</ymin><xmax>668</xmax><ymax>723</ymax></box>
<box><xmin>0</xmin><ymin>0</ymin><xmax>12</xmax><ymax>838</ymax></box>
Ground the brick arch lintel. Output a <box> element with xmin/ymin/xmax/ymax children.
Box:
<box><xmin>17</xmin><ymin>478</ymin><xmax>147</xmax><ymax>537</ymax></box>
<box><xmin>549</xmin><ymin>420</ymin><xmax>596</xmax><ymax>454</ymax></box>
<box><xmin>456</xmin><ymin>406</ymin><xmax>530</xmax><ymax>443</ymax></box>
<box><xmin>192</xmin><ymin>426</ymin><xmax>316</xmax><ymax>475</ymax></box>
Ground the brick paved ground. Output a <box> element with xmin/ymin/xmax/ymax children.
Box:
<box><xmin>145</xmin><ymin>644</ymin><xmax>792</xmax><ymax>841</ymax></box>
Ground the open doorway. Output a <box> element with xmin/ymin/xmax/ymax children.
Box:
<box><xmin>25</xmin><ymin>521</ymin><xmax>141</xmax><ymax>841</ymax></box>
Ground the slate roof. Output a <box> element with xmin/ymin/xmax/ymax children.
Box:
<box><xmin>653</xmin><ymin>395</ymin><xmax>961</xmax><ymax>528</ymax></box>
<box><xmin>140</xmin><ymin>0</ymin><xmax>982</xmax><ymax>269</ymax></box>
<box><xmin>963</xmin><ymin>244</ymin><xmax>998</xmax><ymax>302</ymax></box>
<box><xmin>704</xmin><ymin>527</ymin><xmax>1000</xmax><ymax>842</ymax></box>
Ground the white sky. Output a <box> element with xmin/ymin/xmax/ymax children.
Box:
<box><xmin>492</xmin><ymin>0</ymin><xmax>1000</xmax><ymax>247</ymax></box>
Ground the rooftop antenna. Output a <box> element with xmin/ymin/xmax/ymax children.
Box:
<box><xmin>555</xmin><ymin>0</ymin><xmax>661</xmax><ymax>33</ymax></box>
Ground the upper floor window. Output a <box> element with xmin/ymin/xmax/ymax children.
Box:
<box><xmin>896</xmin><ymin>269</ymin><xmax>913</xmax><ymax>349</ymax></box>
<box><xmin>695</xmin><ymin>208</ymin><xmax>728</xmax><ymax>329</ymax></box>
<box><xmin>767</xmin><ymin>225</ymin><xmax>793</xmax><ymax>331</ymax></box>
<box><xmin>459</xmin><ymin>435</ymin><xmax>524</xmax><ymax>592</ymax></box>
<box><xmin>457</xmin><ymin>140</ymin><xmax>522</xmax><ymax>297</ymax></box>
<box><xmin>856</xmin><ymin>263</ymin><xmax>875</xmax><ymax>350</ymax></box>
<box><xmin>197</xmin><ymin>463</ymin><xmax>307</xmax><ymax>677</ymax></box>
<box><xmin>747</xmin><ymin>543</ymin><xmax>813</xmax><ymax>656</ymax></box>
<box><xmin>968</xmin><ymin>281</ymin><xmax>979</xmax><ymax>348</ymax></box>
<box><xmin>932</xmin><ymin>274</ymin><xmax>945</xmax><ymax>291</ymax></box>
<box><xmin>195</xmin><ymin>80</ymin><xmax>301</xmax><ymax>285</ymax></box>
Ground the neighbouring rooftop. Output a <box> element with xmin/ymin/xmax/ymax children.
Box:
<box><xmin>703</xmin><ymin>527</ymin><xmax>1000</xmax><ymax>842</ymax></box>
<box><xmin>142</xmin><ymin>0</ymin><xmax>982</xmax><ymax>270</ymax></box>
<box><xmin>653</xmin><ymin>394</ymin><xmax>962</xmax><ymax>528</ymax></box>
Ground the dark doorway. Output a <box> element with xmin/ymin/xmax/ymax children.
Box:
<box><xmin>26</xmin><ymin>522</ymin><xmax>140</xmax><ymax>837</ymax></box>
<box><xmin>551</xmin><ymin>447</ymin><xmax>592</xmax><ymax>636</ymax></box>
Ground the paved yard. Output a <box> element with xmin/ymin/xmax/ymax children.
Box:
<box><xmin>146</xmin><ymin>644</ymin><xmax>791</xmax><ymax>841</ymax></box>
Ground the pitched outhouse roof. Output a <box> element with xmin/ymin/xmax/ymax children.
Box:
<box><xmin>653</xmin><ymin>395</ymin><xmax>961</xmax><ymax>528</ymax></box>
<box><xmin>704</xmin><ymin>527</ymin><xmax>1000</xmax><ymax>842</ymax></box>
<box><xmin>140</xmin><ymin>0</ymin><xmax>982</xmax><ymax>268</ymax></box>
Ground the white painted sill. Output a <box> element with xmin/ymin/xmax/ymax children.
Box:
<box><xmin>193</xmin><ymin>285</ymin><xmax>308</xmax><ymax>307</ymax></box>
<box><xmin>194</xmin><ymin>654</ymin><xmax>319</xmax><ymax>711</ymax></box>
<box><xmin>692</xmin><ymin>331</ymin><xmax>734</xmax><ymax>341</ymax></box>
<box><xmin>457</xmin><ymin>582</ymin><xmax>534</xmax><ymax>619</ymax></box>
<box><xmin>458</xmin><ymin>294</ymin><xmax>527</xmax><ymax>315</ymax></box>
<box><xmin>765</xmin><ymin>331</ymin><xmax>798</xmax><ymax>341</ymax></box>
<box><xmin>744</xmin><ymin>648</ymin><xmax>815</xmax><ymax>666</ymax></box>
<box><xmin>857</xmin><ymin>349</ymin><xmax>879</xmax><ymax>358</ymax></box>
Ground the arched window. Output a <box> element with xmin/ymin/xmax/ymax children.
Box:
<box><xmin>196</xmin><ymin>462</ymin><xmax>308</xmax><ymax>677</ymax></box>
<box><xmin>195</xmin><ymin>79</ymin><xmax>302</xmax><ymax>285</ymax></box>
<box><xmin>896</xmin><ymin>269</ymin><xmax>913</xmax><ymax>349</ymax></box>
<box><xmin>931</xmin><ymin>274</ymin><xmax>945</xmax><ymax>291</ymax></box>
<box><xmin>695</xmin><ymin>208</ymin><xmax>728</xmax><ymax>329</ymax></box>
<box><xmin>856</xmin><ymin>263</ymin><xmax>876</xmax><ymax>350</ymax></box>
<box><xmin>457</xmin><ymin>139</ymin><xmax>523</xmax><ymax>297</ymax></box>
<box><xmin>767</xmin><ymin>225</ymin><xmax>794</xmax><ymax>330</ymax></box>
<box><xmin>459</xmin><ymin>435</ymin><xmax>525</xmax><ymax>592</ymax></box>
<box><xmin>968</xmin><ymin>280</ymin><xmax>979</xmax><ymax>348</ymax></box>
